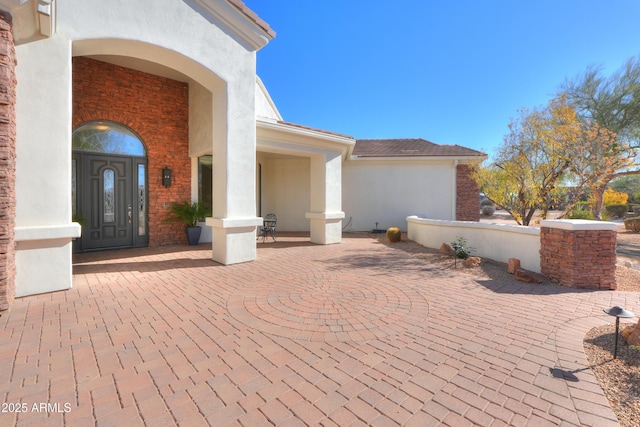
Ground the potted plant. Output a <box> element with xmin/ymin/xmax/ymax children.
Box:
<box><xmin>164</xmin><ymin>200</ymin><xmax>210</xmax><ymax>245</ymax></box>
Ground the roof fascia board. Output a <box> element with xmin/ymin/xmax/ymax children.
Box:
<box><xmin>0</xmin><ymin>0</ymin><xmax>55</xmax><ymax>44</ymax></box>
<box><xmin>257</xmin><ymin>119</ymin><xmax>355</xmax><ymax>148</ymax></box>
<box><xmin>348</xmin><ymin>155</ymin><xmax>486</xmax><ymax>163</ymax></box>
<box><xmin>257</xmin><ymin>121</ymin><xmax>355</xmax><ymax>160</ymax></box>
<box><xmin>189</xmin><ymin>0</ymin><xmax>272</xmax><ymax>51</ymax></box>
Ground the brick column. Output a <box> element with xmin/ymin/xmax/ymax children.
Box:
<box><xmin>0</xmin><ymin>11</ymin><xmax>16</xmax><ymax>311</ymax></box>
<box><xmin>456</xmin><ymin>164</ymin><xmax>480</xmax><ymax>221</ymax></box>
<box><xmin>540</xmin><ymin>220</ymin><xmax>617</xmax><ymax>290</ymax></box>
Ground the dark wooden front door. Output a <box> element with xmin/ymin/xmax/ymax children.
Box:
<box><xmin>74</xmin><ymin>153</ymin><xmax>147</xmax><ymax>251</ymax></box>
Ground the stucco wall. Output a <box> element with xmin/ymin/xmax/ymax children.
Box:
<box><xmin>73</xmin><ymin>57</ymin><xmax>190</xmax><ymax>247</ymax></box>
<box><xmin>342</xmin><ymin>160</ymin><xmax>455</xmax><ymax>232</ymax></box>
<box><xmin>260</xmin><ymin>156</ymin><xmax>310</xmax><ymax>232</ymax></box>
<box><xmin>255</xmin><ymin>78</ymin><xmax>281</xmax><ymax>121</ymax></box>
<box><xmin>13</xmin><ymin>0</ymin><xmax>263</xmax><ymax>295</ymax></box>
<box><xmin>407</xmin><ymin>216</ymin><xmax>541</xmax><ymax>272</ymax></box>
<box><xmin>189</xmin><ymin>81</ymin><xmax>213</xmax><ymax>158</ymax></box>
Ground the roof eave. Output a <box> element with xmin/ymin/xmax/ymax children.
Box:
<box><xmin>193</xmin><ymin>0</ymin><xmax>275</xmax><ymax>51</ymax></box>
<box><xmin>348</xmin><ymin>154</ymin><xmax>487</xmax><ymax>163</ymax></box>
<box><xmin>257</xmin><ymin>119</ymin><xmax>356</xmax><ymax>158</ymax></box>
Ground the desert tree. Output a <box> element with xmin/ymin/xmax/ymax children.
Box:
<box><xmin>473</xmin><ymin>96</ymin><xmax>580</xmax><ymax>225</ymax></box>
<box><xmin>561</xmin><ymin>55</ymin><xmax>640</xmax><ymax>218</ymax></box>
<box><xmin>569</xmin><ymin>123</ymin><xmax>637</xmax><ymax>219</ymax></box>
<box><xmin>563</xmin><ymin>56</ymin><xmax>640</xmax><ymax>143</ymax></box>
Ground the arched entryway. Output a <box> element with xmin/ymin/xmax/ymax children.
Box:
<box><xmin>72</xmin><ymin>121</ymin><xmax>148</xmax><ymax>251</ymax></box>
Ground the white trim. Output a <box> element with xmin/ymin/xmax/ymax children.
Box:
<box><xmin>305</xmin><ymin>211</ymin><xmax>346</xmax><ymax>220</ymax></box>
<box><xmin>206</xmin><ymin>216</ymin><xmax>263</xmax><ymax>229</ymax></box>
<box><xmin>348</xmin><ymin>155</ymin><xmax>485</xmax><ymax>163</ymax></box>
<box><xmin>189</xmin><ymin>0</ymin><xmax>273</xmax><ymax>51</ymax></box>
<box><xmin>258</xmin><ymin>119</ymin><xmax>355</xmax><ymax>146</ymax></box>
<box><xmin>257</xmin><ymin>119</ymin><xmax>355</xmax><ymax>158</ymax></box>
<box><xmin>15</xmin><ymin>223</ymin><xmax>81</xmax><ymax>241</ymax></box>
<box><xmin>37</xmin><ymin>0</ymin><xmax>55</xmax><ymax>36</ymax></box>
<box><xmin>540</xmin><ymin>219</ymin><xmax>619</xmax><ymax>231</ymax></box>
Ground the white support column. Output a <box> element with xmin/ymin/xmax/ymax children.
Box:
<box><xmin>306</xmin><ymin>152</ymin><xmax>344</xmax><ymax>244</ymax></box>
<box><xmin>207</xmin><ymin>81</ymin><xmax>261</xmax><ymax>264</ymax></box>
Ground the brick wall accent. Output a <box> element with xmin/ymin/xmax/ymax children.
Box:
<box><xmin>73</xmin><ymin>57</ymin><xmax>190</xmax><ymax>246</ymax></box>
<box><xmin>540</xmin><ymin>227</ymin><xmax>617</xmax><ymax>289</ymax></box>
<box><xmin>456</xmin><ymin>164</ymin><xmax>480</xmax><ymax>221</ymax></box>
<box><xmin>0</xmin><ymin>11</ymin><xmax>16</xmax><ymax>312</ymax></box>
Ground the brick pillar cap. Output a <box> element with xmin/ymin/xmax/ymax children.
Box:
<box><xmin>540</xmin><ymin>219</ymin><xmax>618</xmax><ymax>231</ymax></box>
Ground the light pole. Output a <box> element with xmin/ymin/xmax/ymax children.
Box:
<box><xmin>603</xmin><ymin>306</ymin><xmax>635</xmax><ymax>359</ymax></box>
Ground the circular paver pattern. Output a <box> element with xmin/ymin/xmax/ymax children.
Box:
<box><xmin>227</xmin><ymin>271</ymin><xmax>429</xmax><ymax>342</ymax></box>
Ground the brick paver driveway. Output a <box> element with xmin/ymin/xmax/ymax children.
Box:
<box><xmin>1</xmin><ymin>234</ymin><xmax>638</xmax><ymax>426</ymax></box>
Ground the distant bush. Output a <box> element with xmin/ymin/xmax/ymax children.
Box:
<box><xmin>624</xmin><ymin>217</ymin><xmax>640</xmax><ymax>232</ymax></box>
<box><xmin>603</xmin><ymin>188</ymin><xmax>628</xmax><ymax>205</ymax></box>
<box><xmin>605</xmin><ymin>204</ymin><xmax>628</xmax><ymax>218</ymax></box>
<box><xmin>481</xmin><ymin>205</ymin><xmax>495</xmax><ymax>216</ymax></box>
<box><xmin>480</xmin><ymin>198</ymin><xmax>494</xmax><ymax>207</ymax></box>
<box><xmin>569</xmin><ymin>207</ymin><xmax>594</xmax><ymax>220</ymax></box>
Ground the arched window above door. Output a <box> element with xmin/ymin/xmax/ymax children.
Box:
<box><xmin>72</xmin><ymin>121</ymin><xmax>146</xmax><ymax>156</ymax></box>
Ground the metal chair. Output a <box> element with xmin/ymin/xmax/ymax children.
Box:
<box><xmin>261</xmin><ymin>213</ymin><xmax>277</xmax><ymax>242</ymax></box>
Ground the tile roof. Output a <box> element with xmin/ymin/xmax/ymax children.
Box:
<box><xmin>228</xmin><ymin>0</ymin><xmax>276</xmax><ymax>38</ymax></box>
<box><xmin>352</xmin><ymin>138</ymin><xmax>485</xmax><ymax>158</ymax></box>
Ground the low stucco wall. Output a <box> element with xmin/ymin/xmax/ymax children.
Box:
<box><xmin>407</xmin><ymin>216</ymin><xmax>541</xmax><ymax>272</ymax></box>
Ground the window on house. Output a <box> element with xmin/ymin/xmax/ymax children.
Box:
<box><xmin>198</xmin><ymin>155</ymin><xmax>212</xmax><ymax>213</ymax></box>
<box><xmin>72</xmin><ymin>121</ymin><xmax>146</xmax><ymax>156</ymax></box>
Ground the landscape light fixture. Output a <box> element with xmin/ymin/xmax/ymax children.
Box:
<box><xmin>603</xmin><ymin>305</ymin><xmax>635</xmax><ymax>359</ymax></box>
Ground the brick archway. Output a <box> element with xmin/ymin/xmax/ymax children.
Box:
<box><xmin>72</xmin><ymin>57</ymin><xmax>190</xmax><ymax>247</ymax></box>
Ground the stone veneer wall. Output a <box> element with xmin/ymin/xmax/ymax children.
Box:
<box><xmin>0</xmin><ymin>12</ymin><xmax>15</xmax><ymax>312</ymax></box>
<box><xmin>456</xmin><ymin>164</ymin><xmax>480</xmax><ymax>221</ymax></box>
<box><xmin>73</xmin><ymin>57</ymin><xmax>190</xmax><ymax>247</ymax></box>
<box><xmin>540</xmin><ymin>223</ymin><xmax>617</xmax><ymax>290</ymax></box>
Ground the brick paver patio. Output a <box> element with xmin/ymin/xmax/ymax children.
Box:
<box><xmin>1</xmin><ymin>234</ymin><xmax>638</xmax><ymax>426</ymax></box>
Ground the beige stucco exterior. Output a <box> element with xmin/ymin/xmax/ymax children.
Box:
<box><xmin>0</xmin><ymin>0</ymin><xmax>483</xmax><ymax>300</ymax></box>
<box><xmin>5</xmin><ymin>0</ymin><xmax>275</xmax><ymax>296</ymax></box>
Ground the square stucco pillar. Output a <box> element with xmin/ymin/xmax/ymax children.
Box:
<box><xmin>306</xmin><ymin>153</ymin><xmax>344</xmax><ymax>244</ymax></box>
<box><xmin>207</xmin><ymin>86</ymin><xmax>261</xmax><ymax>265</ymax></box>
<box><xmin>14</xmin><ymin>34</ymin><xmax>80</xmax><ymax>297</ymax></box>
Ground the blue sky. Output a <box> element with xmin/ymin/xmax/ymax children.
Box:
<box><xmin>245</xmin><ymin>1</ymin><xmax>640</xmax><ymax>155</ymax></box>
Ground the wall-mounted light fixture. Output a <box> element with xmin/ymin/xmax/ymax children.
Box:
<box><xmin>162</xmin><ymin>168</ymin><xmax>172</xmax><ymax>188</ymax></box>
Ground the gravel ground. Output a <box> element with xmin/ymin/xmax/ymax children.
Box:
<box><xmin>375</xmin><ymin>231</ymin><xmax>640</xmax><ymax>425</ymax></box>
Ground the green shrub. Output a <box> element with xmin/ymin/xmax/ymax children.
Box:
<box><xmin>575</xmin><ymin>201</ymin><xmax>591</xmax><ymax>209</ymax></box>
<box><xmin>604</xmin><ymin>204</ymin><xmax>628</xmax><ymax>218</ymax></box>
<box><xmin>569</xmin><ymin>207</ymin><xmax>594</xmax><ymax>220</ymax></box>
<box><xmin>451</xmin><ymin>236</ymin><xmax>473</xmax><ymax>259</ymax></box>
<box><xmin>624</xmin><ymin>217</ymin><xmax>640</xmax><ymax>232</ymax></box>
